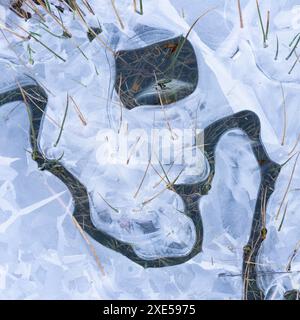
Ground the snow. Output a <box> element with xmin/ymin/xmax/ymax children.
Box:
<box><xmin>0</xmin><ymin>0</ymin><xmax>300</xmax><ymax>299</ymax></box>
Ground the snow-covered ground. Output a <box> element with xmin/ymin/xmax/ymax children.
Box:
<box><xmin>0</xmin><ymin>0</ymin><xmax>300</xmax><ymax>299</ymax></box>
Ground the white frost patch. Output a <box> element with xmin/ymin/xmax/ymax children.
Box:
<box><xmin>0</xmin><ymin>0</ymin><xmax>299</xmax><ymax>299</ymax></box>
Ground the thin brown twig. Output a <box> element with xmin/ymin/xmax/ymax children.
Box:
<box><xmin>142</xmin><ymin>167</ymin><xmax>184</xmax><ymax>206</ymax></box>
<box><xmin>69</xmin><ymin>95</ymin><xmax>87</xmax><ymax>126</ymax></box>
<box><xmin>72</xmin><ymin>216</ymin><xmax>106</xmax><ymax>276</ymax></box>
<box><xmin>126</xmin><ymin>136</ymin><xmax>142</xmax><ymax>165</ymax></box>
<box><xmin>289</xmin><ymin>133</ymin><xmax>300</xmax><ymax>155</ymax></box>
<box><xmin>278</xmin><ymin>201</ymin><xmax>288</xmax><ymax>232</ymax></box>
<box><xmin>117</xmin><ymin>75</ymin><xmax>123</xmax><ymax>134</ymax></box>
<box><xmin>261</xmin><ymin>187</ymin><xmax>268</xmax><ymax>228</ymax></box>
<box><xmin>275</xmin><ymin>152</ymin><xmax>300</xmax><ymax>220</ymax></box>
<box><xmin>33</xmin><ymin>0</ymin><xmax>72</xmax><ymax>36</ymax></box>
<box><xmin>111</xmin><ymin>0</ymin><xmax>124</xmax><ymax>29</ymax></box>
<box><xmin>286</xmin><ymin>240</ymin><xmax>300</xmax><ymax>272</ymax></box>
<box><xmin>152</xmin><ymin>162</ymin><xmax>174</xmax><ymax>189</ymax></box>
<box><xmin>237</xmin><ymin>0</ymin><xmax>244</xmax><ymax>28</ymax></box>
<box><xmin>280</xmin><ymin>83</ymin><xmax>287</xmax><ymax>146</ymax></box>
<box><xmin>133</xmin><ymin>157</ymin><xmax>151</xmax><ymax>198</ymax></box>
<box><xmin>0</xmin><ymin>21</ymin><xmax>28</xmax><ymax>39</ymax></box>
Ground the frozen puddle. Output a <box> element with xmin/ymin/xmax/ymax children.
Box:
<box><xmin>0</xmin><ymin>0</ymin><xmax>300</xmax><ymax>300</ymax></box>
